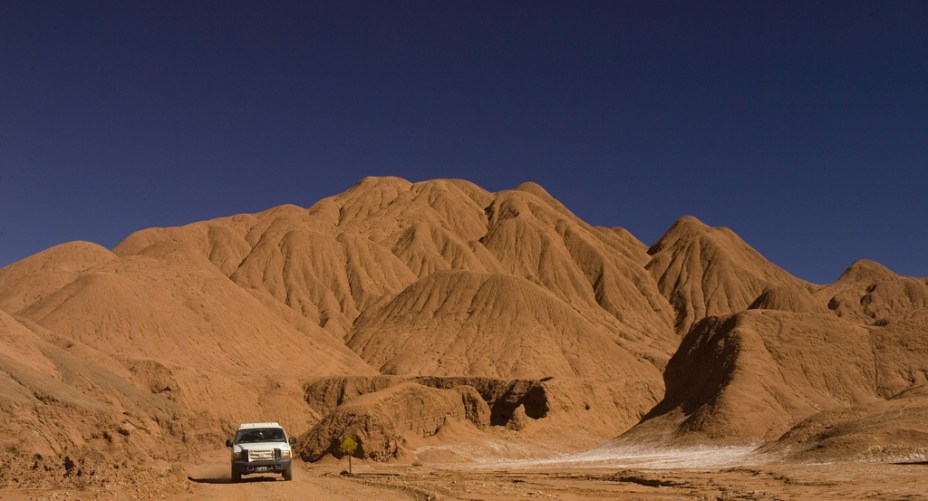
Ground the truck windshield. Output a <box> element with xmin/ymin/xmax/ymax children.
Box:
<box><xmin>235</xmin><ymin>428</ymin><xmax>285</xmax><ymax>443</ymax></box>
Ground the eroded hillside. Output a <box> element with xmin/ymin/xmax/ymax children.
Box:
<box><xmin>1</xmin><ymin>176</ymin><xmax>926</xmax><ymax>492</ymax></box>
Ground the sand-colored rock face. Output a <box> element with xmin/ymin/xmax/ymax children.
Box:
<box><xmin>3</xmin><ymin>252</ymin><xmax>372</xmax><ymax>376</ymax></box>
<box><xmin>0</xmin><ymin>241</ymin><xmax>118</xmax><ymax>314</ymax></box>
<box><xmin>113</xmin><ymin>178</ymin><xmax>679</xmax><ymax>374</ymax></box>
<box><xmin>869</xmin><ymin>310</ymin><xmax>928</xmax><ymax>398</ymax></box>
<box><xmin>633</xmin><ymin>310</ymin><xmax>876</xmax><ymax>443</ymax></box>
<box><xmin>819</xmin><ymin>259</ymin><xmax>928</xmax><ymax>325</ymax></box>
<box><xmin>748</xmin><ymin>284</ymin><xmax>827</xmax><ymax>314</ymax></box>
<box><xmin>300</xmin><ymin>375</ymin><xmax>660</xmax><ymax>443</ymax></box>
<box><xmin>646</xmin><ymin>216</ymin><xmax>809</xmax><ymax>333</ymax></box>
<box><xmin>346</xmin><ymin>270</ymin><xmax>665</xmax><ymax>379</ymax></box>
<box><xmin>628</xmin><ymin>306</ymin><xmax>928</xmax><ymax>455</ymax></box>
<box><xmin>1</xmin><ymin>176</ymin><xmax>926</xmax><ymax>491</ymax></box>
<box><xmin>298</xmin><ymin>382</ymin><xmax>490</xmax><ymax>461</ymax></box>
<box><xmin>0</xmin><ymin>307</ymin><xmax>187</xmax><ymax>489</ymax></box>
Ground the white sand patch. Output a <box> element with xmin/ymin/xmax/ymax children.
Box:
<box><xmin>464</xmin><ymin>443</ymin><xmax>760</xmax><ymax>470</ymax></box>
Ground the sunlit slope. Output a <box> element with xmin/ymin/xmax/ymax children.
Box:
<box><xmin>0</xmin><ymin>242</ymin><xmax>374</xmax><ymax>377</ymax></box>
<box><xmin>626</xmin><ymin>280</ymin><xmax>928</xmax><ymax>459</ymax></box>
<box><xmin>646</xmin><ymin>216</ymin><xmax>809</xmax><ymax>333</ymax></box>
<box><xmin>114</xmin><ymin>177</ymin><xmax>680</xmax><ymax>380</ymax></box>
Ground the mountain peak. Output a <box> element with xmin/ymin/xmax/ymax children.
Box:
<box><xmin>646</xmin><ymin>215</ymin><xmax>804</xmax><ymax>332</ymax></box>
<box><xmin>838</xmin><ymin>259</ymin><xmax>897</xmax><ymax>282</ymax></box>
<box><xmin>647</xmin><ymin>216</ymin><xmax>709</xmax><ymax>254</ymax></box>
<box><xmin>514</xmin><ymin>181</ymin><xmax>553</xmax><ymax>198</ymax></box>
<box><xmin>348</xmin><ymin>175</ymin><xmax>413</xmax><ymax>192</ymax></box>
<box><xmin>672</xmin><ymin>214</ymin><xmax>708</xmax><ymax>229</ymax></box>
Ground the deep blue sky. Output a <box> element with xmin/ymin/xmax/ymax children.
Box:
<box><xmin>1</xmin><ymin>1</ymin><xmax>926</xmax><ymax>283</ymax></box>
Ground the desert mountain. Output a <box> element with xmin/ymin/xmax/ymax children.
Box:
<box><xmin>646</xmin><ymin>215</ymin><xmax>810</xmax><ymax>333</ymax></box>
<box><xmin>624</xmin><ymin>283</ymin><xmax>928</xmax><ymax>459</ymax></box>
<box><xmin>346</xmin><ymin>270</ymin><xmax>665</xmax><ymax>379</ymax></box>
<box><xmin>1</xmin><ymin>176</ymin><xmax>925</xmax><ymax>490</ymax></box>
<box><xmin>629</xmin><ymin>310</ymin><xmax>876</xmax><ymax>443</ymax></box>
<box><xmin>818</xmin><ymin>259</ymin><xmax>928</xmax><ymax>325</ymax></box>
<box><xmin>0</xmin><ymin>242</ymin><xmax>373</xmax><ymax>378</ymax></box>
<box><xmin>113</xmin><ymin>177</ymin><xmax>680</xmax><ymax>380</ymax></box>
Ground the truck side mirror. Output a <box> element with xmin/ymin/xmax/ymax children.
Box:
<box><xmin>225</xmin><ymin>439</ymin><xmax>233</xmax><ymax>447</ymax></box>
<box><xmin>289</xmin><ymin>437</ymin><xmax>297</xmax><ymax>446</ymax></box>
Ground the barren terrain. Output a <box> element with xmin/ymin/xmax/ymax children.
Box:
<box><xmin>4</xmin><ymin>447</ymin><xmax>927</xmax><ymax>500</ymax></box>
<box><xmin>1</xmin><ymin>177</ymin><xmax>926</xmax><ymax>499</ymax></box>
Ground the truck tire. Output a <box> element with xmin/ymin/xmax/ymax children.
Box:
<box><xmin>232</xmin><ymin>469</ymin><xmax>241</xmax><ymax>483</ymax></box>
<box><xmin>282</xmin><ymin>465</ymin><xmax>292</xmax><ymax>481</ymax></box>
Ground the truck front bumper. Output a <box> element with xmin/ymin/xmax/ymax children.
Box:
<box><xmin>232</xmin><ymin>459</ymin><xmax>292</xmax><ymax>476</ymax></box>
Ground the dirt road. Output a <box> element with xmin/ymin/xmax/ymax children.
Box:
<box><xmin>180</xmin><ymin>449</ymin><xmax>928</xmax><ymax>501</ymax></box>
<box><xmin>179</xmin><ymin>449</ymin><xmax>417</xmax><ymax>501</ymax></box>
<box><xmin>2</xmin><ymin>449</ymin><xmax>927</xmax><ymax>500</ymax></box>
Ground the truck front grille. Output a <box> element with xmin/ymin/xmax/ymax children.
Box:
<box><xmin>246</xmin><ymin>449</ymin><xmax>274</xmax><ymax>461</ymax></box>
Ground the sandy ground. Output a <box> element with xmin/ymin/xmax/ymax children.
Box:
<box><xmin>2</xmin><ymin>447</ymin><xmax>927</xmax><ymax>501</ymax></box>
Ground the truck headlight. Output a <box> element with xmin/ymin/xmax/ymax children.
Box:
<box><xmin>280</xmin><ymin>449</ymin><xmax>291</xmax><ymax>459</ymax></box>
<box><xmin>232</xmin><ymin>450</ymin><xmax>243</xmax><ymax>460</ymax></box>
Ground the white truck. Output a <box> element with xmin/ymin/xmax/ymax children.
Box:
<box><xmin>225</xmin><ymin>422</ymin><xmax>296</xmax><ymax>482</ymax></box>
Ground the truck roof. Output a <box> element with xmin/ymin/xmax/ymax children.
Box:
<box><xmin>237</xmin><ymin>422</ymin><xmax>282</xmax><ymax>429</ymax></box>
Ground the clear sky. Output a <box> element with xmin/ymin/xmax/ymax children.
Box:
<box><xmin>1</xmin><ymin>1</ymin><xmax>926</xmax><ymax>283</ymax></box>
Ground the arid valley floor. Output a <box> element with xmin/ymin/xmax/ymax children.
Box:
<box><xmin>4</xmin><ymin>447</ymin><xmax>928</xmax><ymax>500</ymax></box>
